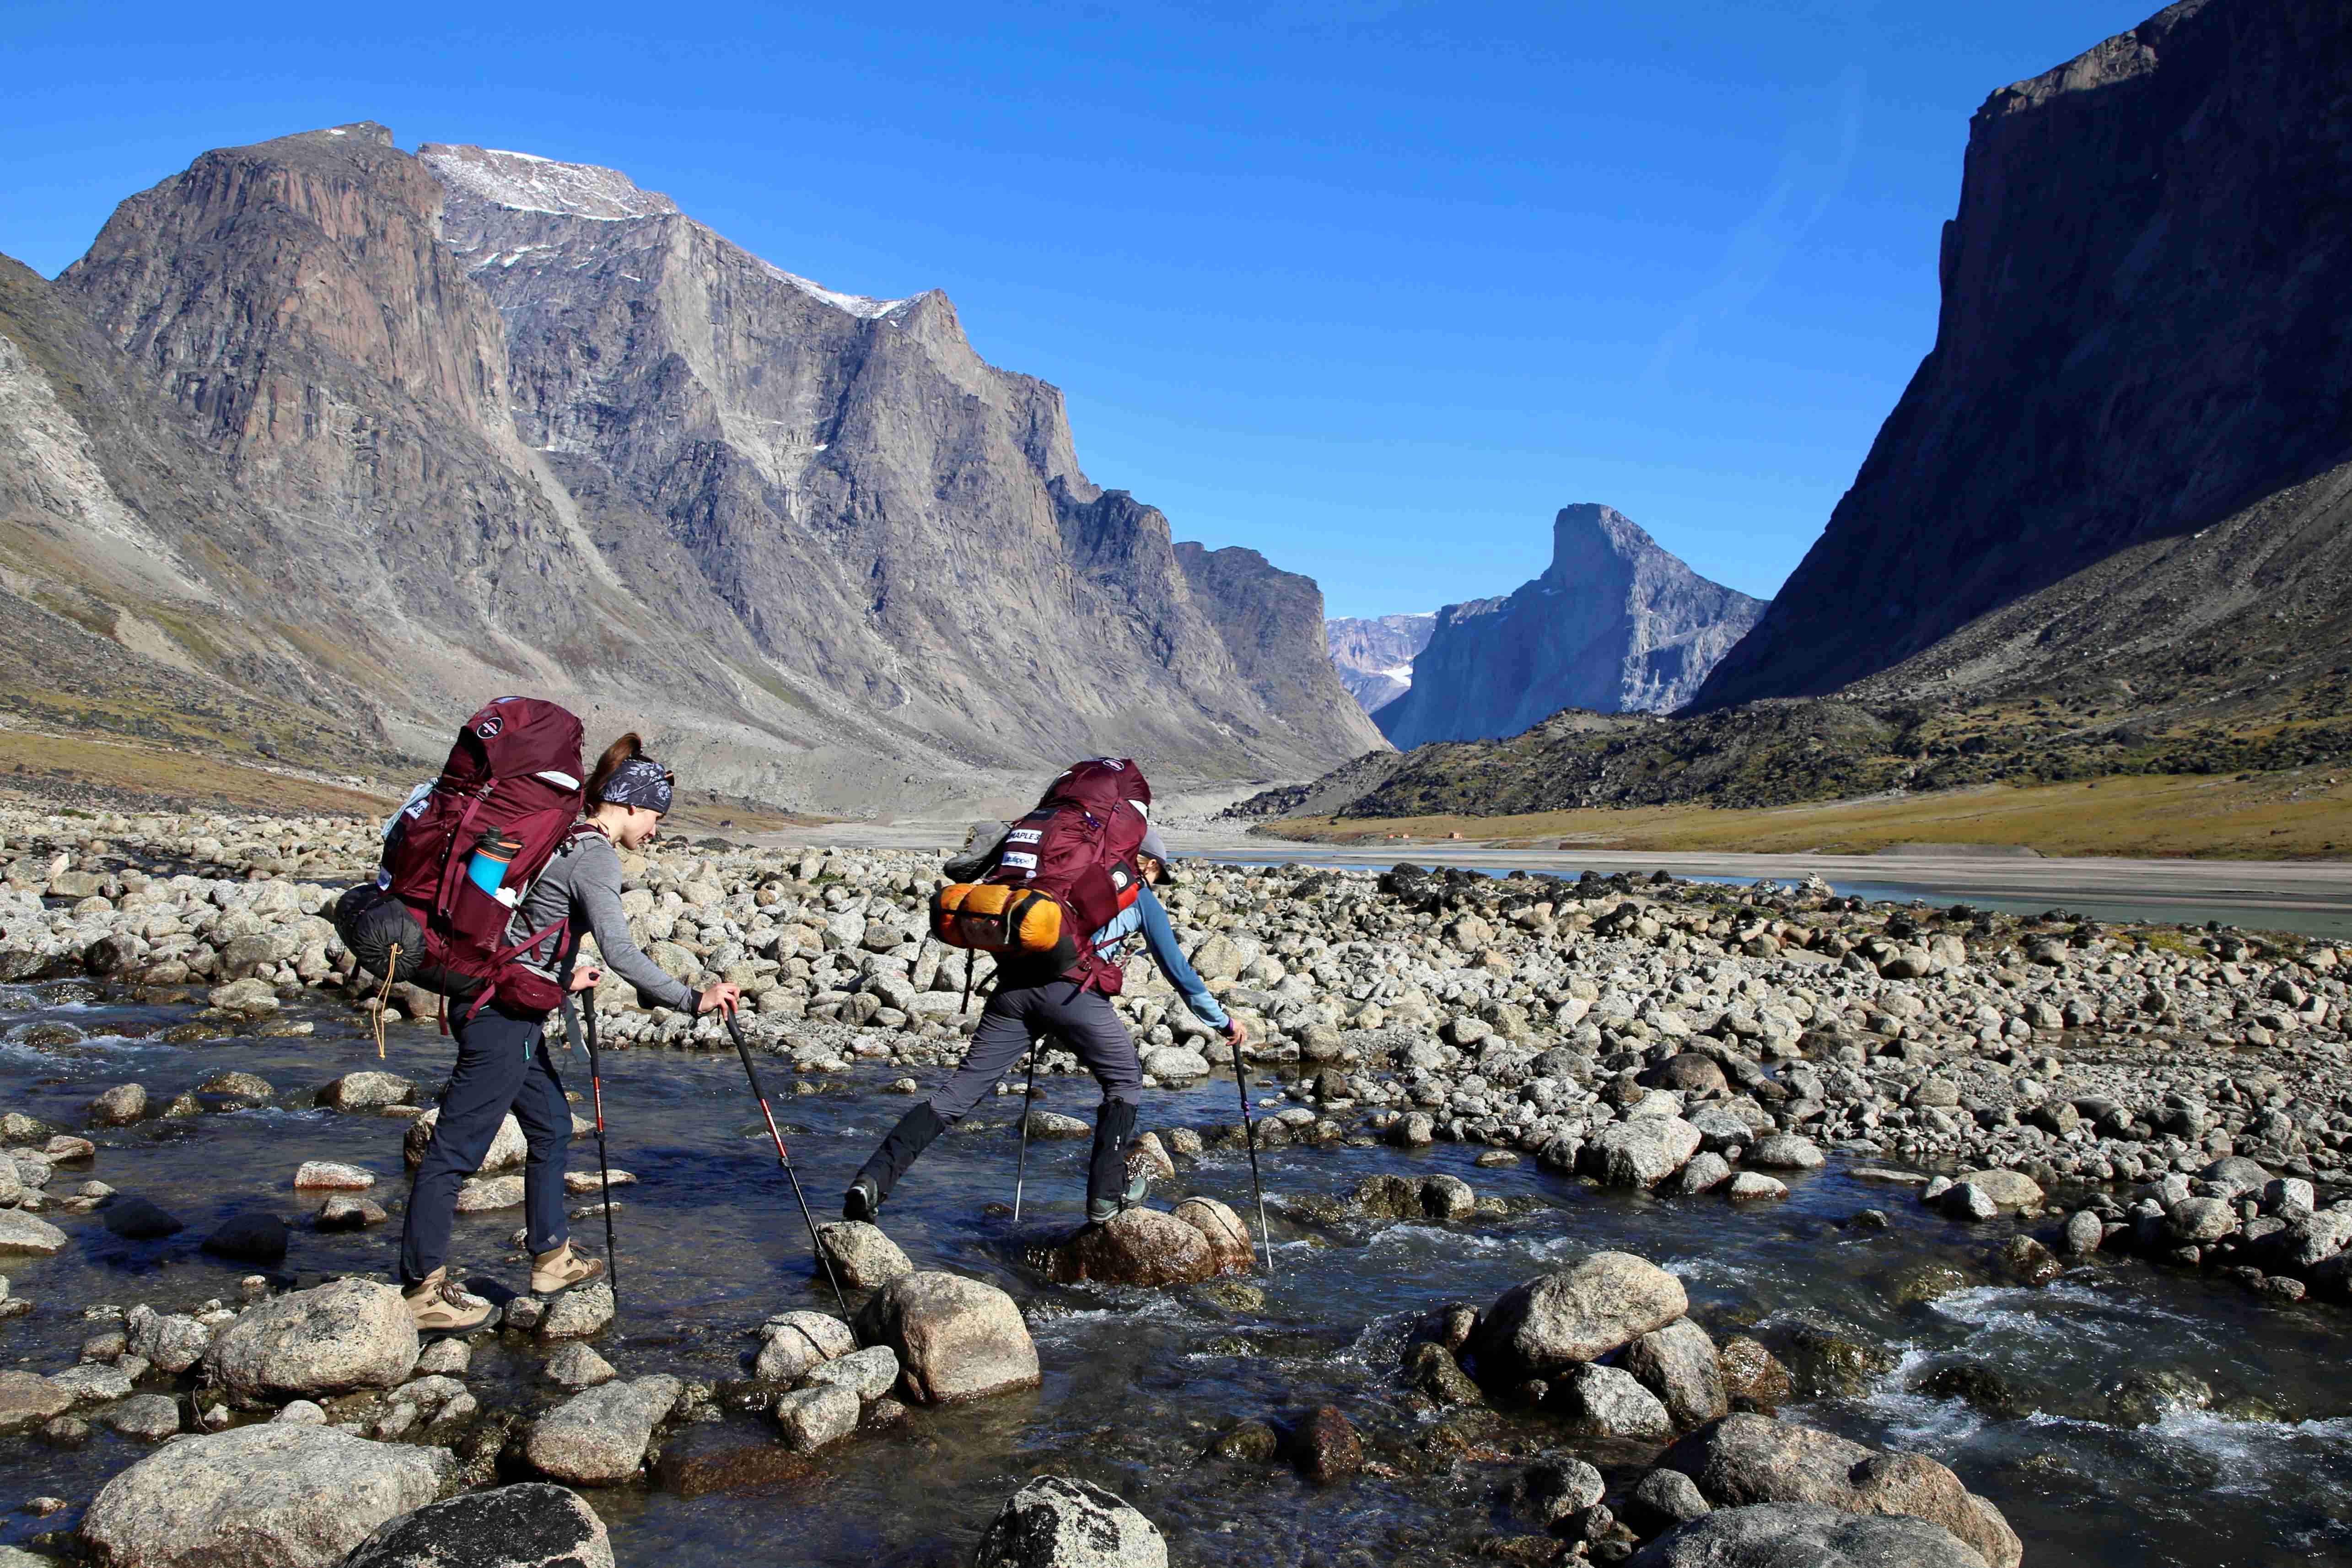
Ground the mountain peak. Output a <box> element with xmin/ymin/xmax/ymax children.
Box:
<box><xmin>418</xmin><ymin>143</ymin><xmax>680</xmax><ymax>221</ymax></box>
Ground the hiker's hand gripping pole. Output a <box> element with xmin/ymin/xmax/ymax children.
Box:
<box><xmin>721</xmin><ymin>1007</ymin><xmax>851</xmax><ymax>1317</ymax></box>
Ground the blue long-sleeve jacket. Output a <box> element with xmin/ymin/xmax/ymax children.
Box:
<box><xmin>1092</xmin><ymin>886</ymin><xmax>1230</xmax><ymax>1030</ymax></box>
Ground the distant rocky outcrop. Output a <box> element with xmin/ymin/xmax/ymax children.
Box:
<box><xmin>1376</xmin><ymin>506</ymin><xmax>1764</xmax><ymax>748</ymax></box>
<box><xmin>1</xmin><ymin>124</ymin><xmax>1377</xmax><ymax>811</ymax></box>
<box><xmin>1325</xmin><ymin>613</ymin><xmax>1434</xmax><ymax>716</ymax></box>
<box><xmin>1695</xmin><ymin>0</ymin><xmax>2352</xmax><ymax>715</ymax></box>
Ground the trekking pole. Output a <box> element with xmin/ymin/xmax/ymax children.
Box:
<box><xmin>1227</xmin><ymin>1024</ymin><xmax>1275</xmax><ymax>1277</ymax></box>
<box><xmin>582</xmin><ymin>995</ymin><xmax>619</xmax><ymax>1308</ymax></box>
<box><xmin>1011</xmin><ymin>1034</ymin><xmax>1041</xmax><ymax>1221</ymax></box>
<box><xmin>721</xmin><ymin>1008</ymin><xmax>851</xmax><ymax>1317</ymax></box>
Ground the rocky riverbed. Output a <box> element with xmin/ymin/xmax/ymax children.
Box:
<box><xmin>0</xmin><ymin>799</ymin><xmax>2348</xmax><ymax>1566</ymax></box>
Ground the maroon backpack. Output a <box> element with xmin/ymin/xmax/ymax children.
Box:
<box><xmin>981</xmin><ymin>758</ymin><xmax>1153</xmax><ymax>993</ymax></box>
<box><xmin>335</xmin><ymin>697</ymin><xmax>586</xmax><ymax>1024</ymax></box>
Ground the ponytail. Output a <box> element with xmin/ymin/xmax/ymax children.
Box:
<box><xmin>583</xmin><ymin>732</ymin><xmax>643</xmax><ymax>812</ymax></box>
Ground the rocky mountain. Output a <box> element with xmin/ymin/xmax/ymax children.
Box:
<box><xmin>0</xmin><ymin>125</ymin><xmax>1380</xmax><ymax>810</ymax></box>
<box><xmin>1694</xmin><ymin>0</ymin><xmax>2352</xmax><ymax>717</ymax></box>
<box><xmin>1374</xmin><ymin>505</ymin><xmax>1765</xmax><ymax>749</ymax></box>
<box><xmin>1325</xmin><ymin>613</ymin><xmax>1434</xmax><ymax>716</ymax></box>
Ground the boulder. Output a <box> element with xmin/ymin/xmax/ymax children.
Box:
<box><xmin>1289</xmin><ymin>1404</ymin><xmax>1364</xmax><ymax>1483</ymax></box>
<box><xmin>1558</xmin><ymin>1363</ymin><xmax>1675</xmax><ymax>1442</ymax></box>
<box><xmin>103</xmin><ymin>1394</ymin><xmax>184</xmax><ymax>1441</ymax></box>
<box><xmin>1629</xmin><ymin>1502</ymin><xmax>1990</xmax><ymax>1568</ymax></box>
<box><xmin>204</xmin><ymin>1213</ymin><xmax>291</xmax><ymax>1264</ymax></box>
<box><xmin>205</xmin><ymin>1280</ymin><xmax>420</xmax><ymax>1405</ymax></box>
<box><xmin>1045</xmin><ymin>1209</ymin><xmax>1215</xmax><ymax>1288</ymax></box>
<box><xmin>1171</xmin><ymin>1197</ymin><xmax>1255</xmax><ymax>1274</ymax></box>
<box><xmin>405</xmin><ymin>1110</ymin><xmax>529</xmax><ymax>1173</ymax></box>
<box><xmin>1141</xmin><ymin>1046</ymin><xmax>1211</xmax><ymax>1080</ymax></box>
<box><xmin>538</xmin><ymin>1283</ymin><xmax>614</xmax><ymax>1341</ymax></box>
<box><xmin>774</xmin><ymin>1384</ymin><xmax>860</xmax><ymax>1452</ymax></box>
<box><xmin>102</xmin><ymin>1196</ymin><xmax>186</xmax><ymax>1240</ymax></box>
<box><xmin>801</xmin><ymin>1344</ymin><xmax>900</xmax><ymax>1401</ymax></box>
<box><xmin>974</xmin><ymin>1476</ymin><xmax>1168</xmax><ymax>1568</ymax></box>
<box><xmin>81</xmin><ymin>1424</ymin><xmax>452</xmax><ymax>1568</ymax></box>
<box><xmin>0</xmin><ymin>1371</ymin><xmax>73</xmax><ymax>1433</ymax></box>
<box><xmin>1659</xmin><ymin>1414</ymin><xmax>2020</xmax><ymax>1568</ymax></box>
<box><xmin>1746</xmin><ymin>1135</ymin><xmax>1824</xmax><ymax>1171</ymax></box>
<box><xmin>1624</xmin><ymin>1467</ymin><xmax>1713</xmax><ymax>1536</ymax></box>
<box><xmin>1420</xmin><ymin>1174</ymin><xmax>1477</xmax><ymax>1220</ymax></box>
<box><xmin>1625</xmin><ymin>1318</ymin><xmax>1728</xmax><ymax>1430</ymax></box>
<box><xmin>126</xmin><ymin>1305</ymin><xmax>211</xmax><ymax>1374</ymax></box>
<box><xmin>339</xmin><ymin>1484</ymin><xmax>614</xmax><ymax>1568</ymax></box>
<box><xmin>815</xmin><ymin>1221</ymin><xmax>913</xmax><ymax>1289</ymax></box>
<box><xmin>1473</xmin><ymin>1253</ymin><xmax>1689</xmax><ymax>1381</ymax></box>
<box><xmin>754</xmin><ymin>1312</ymin><xmax>857</xmax><ymax>1382</ymax></box>
<box><xmin>854</xmin><ymin>1271</ymin><xmax>1039</xmax><ymax>1404</ymax></box>
<box><xmin>88</xmin><ymin>1083</ymin><xmax>148</xmax><ymax>1126</ymax></box>
<box><xmin>1944</xmin><ymin>1169</ymin><xmax>2042</xmax><ymax>1210</ymax></box>
<box><xmin>543</xmin><ymin>1343</ymin><xmax>615</xmax><ymax>1388</ymax></box>
<box><xmin>523</xmin><ymin>1375</ymin><xmax>682</xmax><ymax>1486</ymax></box>
<box><xmin>316</xmin><ymin>1073</ymin><xmax>414</xmax><ymax>1112</ymax></box>
<box><xmin>1585</xmin><ymin>1118</ymin><xmax>1702</xmax><ymax>1188</ymax></box>
<box><xmin>1676</xmin><ymin>1153</ymin><xmax>1733</xmax><ymax>1195</ymax></box>
<box><xmin>1727</xmin><ymin>1172</ymin><xmax>1788</xmax><ymax>1202</ymax></box>
<box><xmin>293</xmin><ymin>1162</ymin><xmax>377</xmax><ymax>1191</ymax></box>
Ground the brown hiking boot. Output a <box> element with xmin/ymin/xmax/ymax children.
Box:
<box><xmin>404</xmin><ymin>1268</ymin><xmax>493</xmax><ymax>1331</ymax></box>
<box><xmin>530</xmin><ymin>1241</ymin><xmax>607</xmax><ymax>1295</ymax></box>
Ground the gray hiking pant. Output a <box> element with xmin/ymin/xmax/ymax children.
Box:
<box><xmin>929</xmin><ymin>981</ymin><xmax>1143</xmax><ymax>1121</ymax></box>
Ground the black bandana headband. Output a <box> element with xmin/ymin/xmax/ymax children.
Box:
<box><xmin>601</xmin><ymin>757</ymin><xmax>674</xmax><ymax>815</ymax></box>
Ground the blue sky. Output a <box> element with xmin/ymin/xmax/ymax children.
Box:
<box><xmin>3</xmin><ymin>0</ymin><xmax>2154</xmax><ymax>618</ymax></box>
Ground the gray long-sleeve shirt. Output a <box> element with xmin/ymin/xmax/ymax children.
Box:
<box><xmin>505</xmin><ymin>829</ymin><xmax>697</xmax><ymax>1013</ymax></box>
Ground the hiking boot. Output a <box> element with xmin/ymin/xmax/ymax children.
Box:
<box><xmin>1119</xmin><ymin>1141</ymin><xmax>1157</xmax><ymax>1213</ymax></box>
<box><xmin>404</xmin><ymin>1268</ymin><xmax>493</xmax><ymax>1331</ymax></box>
<box><xmin>844</xmin><ymin>1178</ymin><xmax>882</xmax><ymax>1223</ymax></box>
<box><xmin>530</xmin><ymin>1241</ymin><xmax>607</xmax><ymax>1295</ymax></box>
<box><xmin>1087</xmin><ymin>1195</ymin><xmax>1121</xmax><ymax>1223</ymax></box>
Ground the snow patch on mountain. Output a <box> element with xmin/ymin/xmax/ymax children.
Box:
<box><xmin>419</xmin><ymin>144</ymin><xmax>679</xmax><ymax>221</ymax></box>
<box><xmin>753</xmin><ymin>259</ymin><xmax>910</xmax><ymax>320</ymax></box>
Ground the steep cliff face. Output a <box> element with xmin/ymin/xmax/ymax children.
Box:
<box><xmin>1694</xmin><ymin>0</ymin><xmax>2352</xmax><ymax>710</ymax></box>
<box><xmin>2</xmin><ymin>126</ymin><xmax>1377</xmax><ymax>806</ymax></box>
<box><xmin>1375</xmin><ymin>505</ymin><xmax>1765</xmax><ymax>748</ymax></box>
<box><xmin>1172</xmin><ymin>543</ymin><xmax>1389</xmax><ymax>758</ymax></box>
<box><xmin>1325</xmin><ymin>613</ymin><xmax>1434</xmax><ymax>716</ymax></box>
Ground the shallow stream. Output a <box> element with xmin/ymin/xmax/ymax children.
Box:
<box><xmin>1</xmin><ymin>984</ymin><xmax>2348</xmax><ymax>1566</ymax></box>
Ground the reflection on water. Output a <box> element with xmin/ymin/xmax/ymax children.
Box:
<box><xmin>0</xmin><ymin>984</ymin><xmax>2346</xmax><ymax>1565</ymax></box>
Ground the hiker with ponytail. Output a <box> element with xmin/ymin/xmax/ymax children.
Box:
<box><xmin>397</xmin><ymin>732</ymin><xmax>739</xmax><ymax>1331</ymax></box>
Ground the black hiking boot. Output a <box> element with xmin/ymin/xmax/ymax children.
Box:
<box><xmin>1086</xmin><ymin>1099</ymin><xmax>1141</xmax><ymax>1222</ymax></box>
<box><xmin>846</xmin><ymin>1102</ymin><xmax>947</xmax><ymax>1220</ymax></box>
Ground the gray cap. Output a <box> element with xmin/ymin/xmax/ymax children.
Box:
<box><xmin>1138</xmin><ymin>824</ymin><xmax>1173</xmax><ymax>882</ymax></box>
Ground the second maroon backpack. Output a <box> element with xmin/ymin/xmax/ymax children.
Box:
<box><xmin>981</xmin><ymin>758</ymin><xmax>1153</xmax><ymax>993</ymax></box>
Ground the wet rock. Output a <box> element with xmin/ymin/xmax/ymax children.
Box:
<box><xmin>1675</xmin><ymin>1153</ymin><xmax>1733</xmax><ymax>1195</ymax></box>
<box><xmin>1141</xmin><ymin>1046</ymin><xmax>1211</xmax><ymax>1080</ymax></box>
<box><xmin>1726</xmin><ymin>1173</ymin><xmax>1788</xmax><ymax>1202</ymax></box>
<box><xmin>1420</xmin><ymin>1173</ymin><xmax>1477</xmax><ymax>1220</ymax></box>
<box><xmin>1518</xmin><ymin>1456</ymin><xmax>1605</xmax><ymax>1523</ymax></box>
<box><xmin>455</xmin><ymin>1175</ymin><xmax>525</xmax><ymax>1212</ymax></box>
<box><xmin>544</xmin><ymin>1342</ymin><xmax>615</xmax><ymax>1388</ymax></box>
<box><xmin>1046</xmin><ymin>1208</ymin><xmax>1215</xmax><ymax>1288</ymax></box>
<box><xmin>317</xmin><ymin>1073</ymin><xmax>415</xmax><ymax>1112</ymax></box>
<box><xmin>1718</xmin><ymin>1337</ymin><xmax>1792</xmax><ymax>1413</ymax></box>
<box><xmin>1629</xmin><ymin>1503</ymin><xmax>1991</xmax><ymax>1568</ymax></box>
<box><xmin>88</xmin><ymin>1082</ymin><xmax>148</xmax><ymax>1126</ymax></box>
<box><xmin>1289</xmin><ymin>1404</ymin><xmax>1364</xmax><ymax>1483</ymax></box>
<box><xmin>1210</xmin><ymin>1419</ymin><xmax>1281</xmax><ymax>1462</ymax></box>
<box><xmin>414</xmin><ymin>1339</ymin><xmax>471</xmax><ymax>1377</ymax></box>
<box><xmin>102</xmin><ymin>1393</ymin><xmax>184</xmax><ymax>1441</ymax></box>
<box><xmin>1625</xmin><ymin>1318</ymin><xmax>1728</xmax><ymax>1430</ymax></box>
<box><xmin>1993</xmin><ymin>1236</ymin><xmax>2062</xmax><ymax>1286</ymax></box>
<box><xmin>1173</xmin><ymin>1196</ymin><xmax>1255</xmax><ymax>1274</ymax></box>
<box><xmin>524</xmin><ymin>1374</ymin><xmax>682</xmax><ymax>1485</ymax></box>
<box><xmin>1585</xmin><ymin>1118</ymin><xmax>1703</xmax><ymax>1188</ymax></box>
<box><xmin>1777</xmin><ymin>1327</ymin><xmax>1894</xmax><ymax>1400</ymax></box>
<box><xmin>294</xmin><ymin>1162</ymin><xmax>377</xmax><ymax>1191</ymax></box>
<box><xmin>318</xmin><ymin>1196</ymin><xmax>389</xmax><ymax>1231</ymax></box>
<box><xmin>2165</xmin><ymin>1196</ymin><xmax>2239</xmax><ymax>1244</ymax></box>
<box><xmin>0</xmin><ymin>1371</ymin><xmax>74</xmax><ymax>1434</ymax></box>
<box><xmin>503</xmin><ymin>1298</ymin><xmax>545</xmax><ymax>1333</ymax></box>
<box><xmin>1942</xmin><ymin>1169</ymin><xmax>2042</xmax><ymax>1211</ymax></box>
<box><xmin>754</xmin><ymin>1311</ymin><xmax>857</xmax><ymax>1382</ymax></box>
<box><xmin>1473</xmin><ymin>1252</ymin><xmax>1689</xmax><ymax>1381</ymax></box>
<box><xmin>1883</xmin><ymin>1262</ymin><xmax>1974</xmax><ymax>1309</ymax></box>
<box><xmin>974</xmin><ymin>1476</ymin><xmax>1168</xmax><ymax>1568</ymax></box>
<box><xmin>2062</xmin><ymin>1210</ymin><xmax>2106</xmax><ymax>1256</ymax></box>
<box><xmin>126</xmin><ymin>1305</ymin><xmax>211</xmax><ymax>1373</ymax></box>
<box><xmin>1023</xmin><ymin>1110</ymin><xmax>1089</xmax><ymax>1139</ymax></box>
<box><xmin>1406</xmin><ymin>1341</ymin><xmax>1485</xmax><ymax>1406</ymax></box>
<box><xmin>340</xmin><ymin>1483</ymin><xmax>614</xmax><ymax>1568</ymax></box>
<box><xmin>1914</xmin><ymin>1364</ymin><xmax>2027</xmax><ymax>1420</ymax></box>
<box><xmin>853</xmin><ymin>1271</ymin><xmax>1039</xmax><ymax>1404</ymax></box>
<box><xmin>774</xmin><ymin>1384</ymin><xmax>861</xmax><ymax>1452</ymax></box>
<box><xmin>815</xmin><ymin>1221</ymin><xmax>914</xmax><ymax>1289</ymax></box>
<box><xmin>1559</xmin><ymin>1363</ymin><xmax>1674</xmax><ymax>1443</ymax></box>
<box><xmin>1658</xmin><ymin>1413</ymin><xmax>2020</xmax><ymax>1568</ymax></box>
<box><xmin>199</xmin><ymin>1069</ymin><xmax>277</xmax><ymax>1102</ymax></box>
<box><xmin>81</xmin><ymin>1423</ymin><xmax>452</xmax><ymax>1568</ymax></box>
<box><xmin>802</xmin><ymin>1344</ymin><xmax>901</xmax><ymax>1402</ymax></box>
<box><xmin>102</xmin><ymin>1195</ymin><xmax>185</xmax><ymax>1240</ymax></box>
<box><xmin>405</xmin><ymin>1110</ymin><xmax>530</xmax><ymax>1172</ymax></box>
<box><xmin>50</xmin><ymin>1362</ymin><xmax>137</xmax><ymax>1405</ymax></box>
<box><xmin>204</xmin><ymin>1212</ymin><xmax>291</xmax><ymax>1263</ymax></box>
<box><xmin>2104</xmin><ymin>1368</ymin><xmax>2214</xmax><ymax>1428</ymax></box>
<box><xmin>538</xmin><ymin>1283</ymin><xmax>615</xmax><ymax>1340</ymax></box>
<box><xmin>205</xmin><ymin>1279</ymin><xmax>420</xmax><ymax>1405</ymax></box>
<box><xmin>1354</xmin><ymin>1173</ymin><xmax>1421</xmax><ymax>1218</ymax></box>
<box><xmin>1939</xmin><ymin>1184</ymin><xmax>2000</xmax><ymax>1221</ymax></box>
<box><xmin>1624</xmin><ymin>1467</ymin><xmax>1713</xmax><ymax>1537</ymax></box>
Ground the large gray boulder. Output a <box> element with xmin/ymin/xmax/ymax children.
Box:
<box><xmin>1558</xmin><ymin>1363</ymin><xmax>1674</xmax><ymax>1442</ymax></box>
<box><xmin>854</xmin><ymin>1271</ymin><xmax>1039</xmax><ymax>1404</ymax></box>
<box><xmin>754</xmin><ymin>1312</ymin><xmax>856</xmax><ymax>1383</ymax></box>
<box><xmin>0</xmin><ymin>1208</ymin><xmax>68</xmax><ymax>1255</ymax></box>
<box><xmin>81</xmin><ymin>1424</ymin><xmax>453</xmax><ymax>1568</ymax></box>
<box><xmin>1625</xmin><ymin>1318</ymin><xmax>1729</xmax><ymax>1431</ymax></box>
<box><xmin>0</xmin><ymin>1371</ymin><xmax>73</xmax><ymax>1433</ymax></box>
<box><xmin>814</xmin><ymin>1221</ymin><xmax>913</xmax><ymax>1289</ymax></box>
<box><xmin>339</xmin><ymin>1484</ymin><xmax>613</xmax><ymax>1568</ymax></box>
<box><xmin>205</xmin><ymin>1280</ymin><xmax>419</xmax><ymax>1404</ymax></box>
<box><xmin>1473</xmin><ymin>1252</ymin><xmax>1689</xmax><ymax>1381</ymax></box>
<box><xmin>1659</xmin><ymin>1414</ymin><xmax>2021</xmax><ymax>1568</ymax></box>
<box><xmin>1585</xmin><ymin>1118</ymin><xmax>1703</xmax><ymax>1187</ymax></box>
<box><xmin>974</xmin><ymin>1476</ymin><xmax>1168</xmax><ymax>1568</ymax></box>
<box><xmin>523</xmin><ymin>1375</ymin><xmax>681</xmax><ymax>1486</ymax></box>
<box><xmin>1630</xmin><ymin>1502</ymin><xmax>1990</xmax><ymax>1568</ymax></box>
<box><xmin>1044</xmin><ymin>1209</ymin><xmax>1216</xmax><ymax>1288</ymax></box>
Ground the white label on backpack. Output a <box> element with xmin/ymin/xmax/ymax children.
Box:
<box><xmin>1001</xmin><ymin>851</ymin><xmax>1040</xmax><ymax>872</ymax></box>
<box><xmin>1007</xmin><ymin>828</ymin><xmax>1044</xmax><ymax>846</ymax></box>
